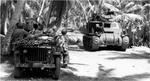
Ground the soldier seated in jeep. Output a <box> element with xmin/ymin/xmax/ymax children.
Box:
<box><xmin>30</xmin><ymin>23</ymin><xmax>43</xmax><ymax>34</ymax></box>
<box><xmin>10</xmin><ymin>22</ymin><xmax>29</xmax><ymax>54</ymax></box>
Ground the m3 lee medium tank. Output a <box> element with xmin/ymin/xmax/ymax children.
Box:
<box><xmin>83</xmin><ymin>19</ymin><xmax>129</xmax><ymax>51</ymax></box>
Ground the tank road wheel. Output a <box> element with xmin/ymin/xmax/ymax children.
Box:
<box><xmin>91</xmin><ymin>36</ymin><xmax>99</xmax><ymax>51</ymax></box>
<box><xmin>121</xmin><ymin>36</ymin><xmax>129</xmax><ymax>51</ymax></box>
<box><xmin>53</xmin><ymin>57</ymin><xmax>60</xmax><ymax>80</ymax></box>
<box><xmin>14</xmin><ymin>67</ymin><xmax>22</xmax><ymax>78</ymax></box>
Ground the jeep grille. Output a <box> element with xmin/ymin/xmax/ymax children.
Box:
<box><xmin>25</xmin><ymin>48</ymin><xmax>48</xmax><ymax>62</ymax></box>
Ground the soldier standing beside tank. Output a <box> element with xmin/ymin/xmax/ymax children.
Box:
<box><xmin>95</xmin><ymin>24</ymin><xmax>104</xmax><ymax>36</ymax></box>
<box><xmin>56</xmin><ymin>28</ymin><xmax>69</xmax><ymax>68</ymax></box>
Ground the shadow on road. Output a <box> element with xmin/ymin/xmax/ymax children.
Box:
<box><xmin>1</xmin><ymin>54</ymin><xmax>150</xmax><ymax>81</ymax></box>
<box><xmin>69</xmin><ymin>63</ymin><xmax>88</xmax><ymax>66</ymax></box>
<box><xmin>99</xmin><ymin>46</ymin><xmax>122</xmax><ymax>51</ymax></box>
<box><xmin>96</xmin><ymin>64</ymin><xmax>150</xmax><ymax>81</ymax></box>
<box><xmin>106</xmin><ymin>51</ymin><xmax>150</xmax><ymax>60</ymax></box>
<box><xmin>69</xmin><ymin>45</ymin><xmax>124</xmax><ymax>52</ymax></box>
<box><xmin>96</xmin><ymin>72</ymin><xmax>150</xmax><ymax>81</ymax></box>
<box><xmin>0</xmin><ymin>54</ymin><xmax>80</xmax><ymax>81</ymax></box>
<box><xmin>85</xmin><ymin>46</ymin><xmax>124</xmax><ymax>52</ymax></box>
<box><xmin>66</xmin><ymin>65</ymin><xmax>150</xmax><ymax>81</ymax></box>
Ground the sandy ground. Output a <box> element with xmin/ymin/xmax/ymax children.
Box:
<box><xmin>0</xmin><ymin>46</ymin><xmax>150</xmax><ymax>81</ymax></box>
<box><xmin>63</xmin><ymin>46</ymin><xmax>150</xmax><ymax>81</ymax></box>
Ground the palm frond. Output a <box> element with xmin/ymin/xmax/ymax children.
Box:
<box><xmin>24</xmin><ymin>3</ymin><xmax>35</xmax><ymax>18</ymax></box>
<box><xmin>125</xmin><ymin>2</ymin><xmax>135</xmax><ymax>10</ymax></box>
<box><xmin>102</xmin><ymin>3</ymin><xmax>121</xmax><ymax>12</ymax></box>
<box><xmin>143</xmin><ymin>4</ymin><xmax>150</xmax><ymax>14</ymax></box>
<box><xmin>127</xmin><ymin>4</ymin><xmax>143</xmax><ymax>13</ymax></box>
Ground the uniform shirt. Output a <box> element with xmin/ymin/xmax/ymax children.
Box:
<box><xmin>29</xmin><ymin>29</ymin><xmax>42</xmax><ymax>35</ymax></box>
<box><xmin>56</xmin><ymin>35</ymin><xmax>69</xmax><ymax>52</ymax></box>
<box><xmin>29</xmin><ymin>29</ymin><xmax>43</xmax><ymax>37</ymax></box>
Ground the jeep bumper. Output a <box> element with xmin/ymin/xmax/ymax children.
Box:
<box><xmin>15</xmin><ymin>63</ymin><xmax>55</xmax><ymax>68</ymax></box>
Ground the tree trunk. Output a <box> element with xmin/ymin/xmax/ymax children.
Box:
<box><xmin>37</xmin><ymin>0</ymin><xmax>46</xmax><ymax>22</ymax></box>
<box><xmin>1</xmin><ymin>0</ymin><xmax>25</xmax><ymax>55</ymax></box>
<box><xmin>46</xmin><ymin>0</ymin><xmax>54</xmax><ymax>28</ymax></box>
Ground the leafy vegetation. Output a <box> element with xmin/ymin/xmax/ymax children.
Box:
<box><xmin>0</xmin><ymin>0</ymin><xmax>150</xmax><ymax>54</ymax></box>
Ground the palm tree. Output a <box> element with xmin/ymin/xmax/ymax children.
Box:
<box><xmin>101</xmin><ymin>0</ymin><xmax>150</xmax><ymax>46</ymax></box>
<box><xmin>1</xmin><ymin>0</ymin><xmax>26</xmax><ymax>54</ymax></box>
<box><xmin>1</xmin><ymin>0</ymin><xmax>149</xmax><ymax>55</ymax></box>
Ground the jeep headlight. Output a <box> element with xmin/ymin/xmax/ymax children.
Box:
<box><xmin>48</xmin><ymin>50</ymin><xmax>51</xmax><ymax>54</ymax></box>
<box><xmin>23</xmin><ymin>49</ymin><xmax>28</xmax><ymax>54</ymax></box>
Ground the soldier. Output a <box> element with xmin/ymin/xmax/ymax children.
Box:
<box><xmin>95</xmin><ymin>24</ymin><xmax>104</xmax><ymax>36</ymax></box>
<box><xmin>24</xmin><ymin>21</ymin><xmax>33</xmax><ymax>32</ymax></box>
<box><xmin>11</xmin><ymin>23</ymin><xmax>29</xmax><ymax>44</ymax></box>
<box><xmin>56</xmin><ymin>28</ymin><xmax>69</xmax><ymax>68</ymax></box>
<box><xmin>29</xmin><ymin>23</ymin><xmax>43</xmax><ymax>38</ymax></box>
<box><xmin>10</xmin><ymin>22</ymin><xmax>29</xmax><ymax>54</ymax></box>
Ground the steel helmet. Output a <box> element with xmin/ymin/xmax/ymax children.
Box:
<box><xmin>61</xmin><ymin>28</ymin><xmax>67</xmax><ymax>35</ymax></box>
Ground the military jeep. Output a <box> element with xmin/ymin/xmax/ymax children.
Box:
<box><xmin>83</xmin><ymin>20</ymin><xmax>129</xmax><ymax>51</ymax></box>
<box><xmin>13</xmin><ymin>36</ymin><xmax>61</xmax><ymax>79</ymax></box>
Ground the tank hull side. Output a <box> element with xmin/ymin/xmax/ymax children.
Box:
<box><xmin>83</xmin><ymin>33</ymin><xmax>122</xmax><ymax>48</ymax></box>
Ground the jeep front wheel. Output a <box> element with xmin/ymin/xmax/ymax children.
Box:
<box><xmin>14</xmin><ymin>67</ymin><xmax>22</xmax><ymax>78</ymax></box>
<box><xmin>53</xmin><ymin>57</ymin><xmax>60</xmax><ymax>80</ymax></box>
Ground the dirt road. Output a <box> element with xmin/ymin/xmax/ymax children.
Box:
<box><xmin>1</xmin><ymin>46</ymin><xmax>150</xmax><ymax>81</ymax></box>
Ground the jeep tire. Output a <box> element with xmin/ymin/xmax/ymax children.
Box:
<box><xmin>14</xmin><ymin>67</ymin><xmax>22</xmax><ymax>78</ymax></box>
<box><xmin>53</xmin><ymin>57</ymin><xmax>60</xmax><ymax>80</ymax></box>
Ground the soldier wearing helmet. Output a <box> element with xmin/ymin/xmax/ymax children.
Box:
<box><xmin>29</xmin><ymin>23</ymin><xmax>43</xmax><ymax>38</ymax></box>
<box><xmin>10</xmin><ymin>22</ymin><xmax>29</xmax><ymax>54</ymax></box>
<box><xmin>11</xmin><ymin>22</ymin><xmax>29</xmax><ymax>44</ymax></box>
<box><xmin>56</xmin><ymin>28</ymin><xmax>69</xmax><ymax>67</ymax></box>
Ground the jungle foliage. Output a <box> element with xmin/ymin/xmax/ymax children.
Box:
<box><xmin>0</xmin><ymin>0</ymin><xmax>150</xmax><ymax>54</ymax></box>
